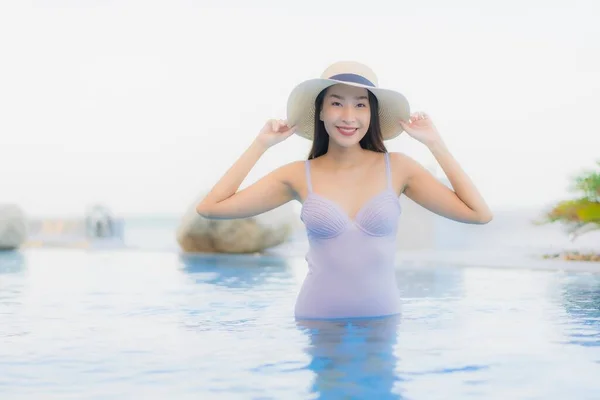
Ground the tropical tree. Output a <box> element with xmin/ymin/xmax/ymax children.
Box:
<box><xmin>537</xmin><ymin>160</ymin><xmax>600</xmax><ymax>241</ymax></box>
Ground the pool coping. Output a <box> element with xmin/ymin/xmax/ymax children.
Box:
<box><xmin>392</xmin><ymin>249</ymin><xmax>600</xmax><ymax>273</ymax></box>
<box><xmin>180</xmin><ymin>248</ymin><xmax>600</xmax><ymax>274</ymax></box>
<box><xmin>8</xmin><ymin>246</ymin><xmax>600</xmax><ymax>274</ymax></box>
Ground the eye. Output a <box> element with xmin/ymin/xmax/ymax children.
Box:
<box><xmin>357</xmin><ymin>103</ymin><xmax>367</xmax><ymax>108</ymax></box>
<box><xmin>331</xmin><ymin>101</ymin><xmax>342</xmax><ymax>106</ymax></box>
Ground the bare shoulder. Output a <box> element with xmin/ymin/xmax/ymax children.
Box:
<box><xmin>388</xmin><ymin>151</ymin><xmax>420</xmax><ymax>171</ymax></box>
<box><xmin>272</xmin><ymin>160</ymin><xmax>305</xmax><ymax>180</ymax></box>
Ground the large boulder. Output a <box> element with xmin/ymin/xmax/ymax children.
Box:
<box><xmin>176</xmin><ymin>194</ymin><xmax>297</xmax><ymax>254</ymax></box>
<box><xmin>0</xmin><ymin>204</ymin><xmax>28</xmax><ymax>250</ymax></box>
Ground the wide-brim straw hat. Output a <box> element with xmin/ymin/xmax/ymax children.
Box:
<box><xmin>286</xmin><ymin>61</ymin><xmax>410</xmax><ymax>141</ymax></box>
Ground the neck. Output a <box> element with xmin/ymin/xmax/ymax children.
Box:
<box><xmin>323</xmin><ymin>141</ymin><xmax>367</xmax><ymax>168</ymax></box>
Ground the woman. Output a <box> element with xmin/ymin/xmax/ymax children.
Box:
<box><xmin>196</xmin><ymin>61</ymin><xmax>492</xmax><ymax>320</ymax></box>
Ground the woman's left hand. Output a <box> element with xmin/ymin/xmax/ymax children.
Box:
<box><xmin>399</xmin><ymin>112</ymin><xmax>443</xmax><ymax>148</ymax></box>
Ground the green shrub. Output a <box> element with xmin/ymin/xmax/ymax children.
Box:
<box><xmin>536</xmin><ymin>160</ymin><xmax>600</xmax><ymax>241</ymax></box>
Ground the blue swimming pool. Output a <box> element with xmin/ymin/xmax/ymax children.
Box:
<box><xmin>1</xmin><ymin>248</ymin><xmax>599</xmax><ymax>399</ymax></box>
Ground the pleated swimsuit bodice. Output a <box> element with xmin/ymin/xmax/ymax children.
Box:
<box><xmin>295</xmin><ymin>152</ymin><xmax>403</xmax><ymax>320</ymax></box>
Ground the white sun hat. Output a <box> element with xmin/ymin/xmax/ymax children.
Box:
<box><xmin>286</xmin><ymin>61</ymin><xmax>411</xmax><ymax>141</ymax></box>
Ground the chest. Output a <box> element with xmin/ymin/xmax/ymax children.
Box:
<box><xmin>301</xmin><ymin>187</ymin><xmax>401</xmax><ymax>239</ymax></box>
<box><xmin>305</xmin><ymin>165</ymin><xmax>396</xmax><ymax>218</ymax></box>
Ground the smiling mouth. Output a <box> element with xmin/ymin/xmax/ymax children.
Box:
<box><xmin>336</xmin><ymin>126</ymin><xmax>358</xmax><ymax>136</ymax></box>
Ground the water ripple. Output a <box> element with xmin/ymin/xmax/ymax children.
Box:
<box><xmin>0</xmin><ymin>251</ymin><xmax>599</xmax><ymax>399</ymax></box>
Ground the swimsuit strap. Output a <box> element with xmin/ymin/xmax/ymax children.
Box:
<box><xmin>305</xmin><ymin>160</ymin><xmax>313</xmax><ymax>193</ymax></box>
<box><xmin>384</xmin><ymin>152</ymin><xmax>392</xmax><ymax>189</ymax></box>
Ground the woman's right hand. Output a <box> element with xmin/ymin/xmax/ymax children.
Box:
<box><xmin>255</xmin><ymin>119</ymin><xmax>296</xmax><ymax>149</ymax></box>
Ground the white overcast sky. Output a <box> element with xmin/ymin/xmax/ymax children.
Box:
<box><xmin>1</xmin><ymin>0</ymin><xmax>599</xmax><ymax>217</ymax></box>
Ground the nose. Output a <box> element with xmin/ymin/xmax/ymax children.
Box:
<box><xmin>341</xmin><ymin>107</ymin><xmax>356</xmax><ymax>124</ymax></box>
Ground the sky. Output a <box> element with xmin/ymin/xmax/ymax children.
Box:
<box><xmin>1</xmin><ymin>0</ymin><xmax>599</xmax><ymax>217</ymax></box>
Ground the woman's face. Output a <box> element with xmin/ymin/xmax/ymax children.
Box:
<box><xmin>320</xmin><ymin>84</ymin><xmax>371</xmax><ymax>147</ymax></box>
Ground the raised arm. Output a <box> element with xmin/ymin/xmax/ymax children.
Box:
<box><xmin>393</xmin><ymin>151</ymin><xmax>492</xmax><ymax>224</ymax></box>
<box><xmin>195</xmin><ymin>119</ymin><xmax>297</xmax><ymax>220</ymax></box>
<box><xmin>394</xmin><ymin>111</ymin><xmax>493</xmax><ymax>225</ymax></box>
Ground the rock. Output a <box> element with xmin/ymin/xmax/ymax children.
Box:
<box><xmin>561</xmin><ymin>251</ymin><xmax>600</xmax><ymax>262</ymax></box>
<box><xmin>541</xmin><ymin>250</ymin><xmax>600</xmax><ymax>262</ymax></box>
<box><xmin>175</xmin><ymin>194</ymin><xmax>297</xmax><ymax>254</ymax></box>
<box><xmin>0</xmin><ymin>204</ymin><xmax>28</xmax><ymax>250</ymax></box>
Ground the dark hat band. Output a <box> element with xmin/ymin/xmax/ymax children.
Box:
<box><xmin>328</xmin><ymin>73</ymin><xmax>375</xmax><ymax>87</ymax></box>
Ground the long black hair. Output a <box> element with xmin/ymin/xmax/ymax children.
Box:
<box><xmin>307</xmin><ymin>87</ymin><xmax>387</xmax><ymax>160</ymax></box>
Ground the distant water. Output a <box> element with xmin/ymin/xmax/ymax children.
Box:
<box><xmin>1</xmin><ymin>249</ymin><xmax>599</xmax><ymax>399</ymax></box>
<box><xmin>120</xmin><ymin>215</ymin><xmax>181</xmax><ymax>252</ymax></box>
<box><xmin>118</xmin><ymin>208</ymin><xmax>599</xmax><ymax>256</ymax></box>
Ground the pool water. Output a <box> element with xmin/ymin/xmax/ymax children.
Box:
<box><xmin>1</xmin><ymin>249</ymin><xmax>600</xmax><ymax>399</ymax></box>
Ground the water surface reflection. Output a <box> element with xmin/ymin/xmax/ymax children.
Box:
<box><xmin>296</xmin><ymin>315</ymin><xmax>404</xmax><ymax>399</ymax></box>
